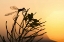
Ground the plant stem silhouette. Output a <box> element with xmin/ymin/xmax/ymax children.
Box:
<box><xmin>0</xmin><ymin>6</ymin><xmax>47</xmax><ymax>42</ymax></box>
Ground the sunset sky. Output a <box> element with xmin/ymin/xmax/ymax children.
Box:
<box><xmin>0</xmin><ymin>0</ymin><xmax>64</xmax><ymax>42</ymax></box>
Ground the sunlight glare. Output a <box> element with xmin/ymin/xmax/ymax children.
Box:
<box><xmin>45</xmin><ymin>10</ymin><xmax>64</xmax><ymax>41</ymax></box>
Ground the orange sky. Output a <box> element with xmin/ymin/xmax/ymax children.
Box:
<box><xmin>0</xmin><ymin>0</ymin><xmax>64</xmax><ymax>41</ymax></box>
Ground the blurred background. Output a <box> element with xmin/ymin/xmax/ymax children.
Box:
<box><xmin>0</xmin><ymin>0</ymin><xmax>64</xmax><ymax>42</ymax></box>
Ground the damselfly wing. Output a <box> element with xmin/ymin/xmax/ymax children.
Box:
<box><xmin>5</xmin><ymin>6</ymin><xmax>26</xmax><ymax>16</ymax></box>
<box><xmin>5</xmin><ymin>11</ymin><xmax>18</xmax><ymax>16</ymax></box>
<box><xmin>5</xmin><ymin>6</ymin><xmax>19</xmax><ymax>16</ymax></box>
<box><xmin>10</xmin><ymin>6</ymin><xmax>18</xmax><ymax>10</ymax></box>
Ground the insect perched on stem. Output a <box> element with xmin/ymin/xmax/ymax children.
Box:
<box><xmin>5</xmin><ymin>6</ymin><xmax>26</xmax><ymax>16</ymax></box>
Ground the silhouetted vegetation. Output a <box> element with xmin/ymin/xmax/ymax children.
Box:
<box><xmin>0</xmin><ymin>6</ymin><xmax>47</xmax><ymax>42</ymax></box>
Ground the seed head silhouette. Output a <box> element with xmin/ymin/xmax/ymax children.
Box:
<box><xmin>28</xmin><ymin>13</ymin><xmax>33</xmax><ymax>21</ymax></box>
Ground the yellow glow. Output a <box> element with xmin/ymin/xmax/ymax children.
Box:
<box><xmin>0</xmin><ymin>0</ymin><xmax>64</xmax><ymax>41</ymax></box>
<box><xmin>45</xmin><ymin>10</ymin><xmax>64</xmax><ymax>41</ymax></box>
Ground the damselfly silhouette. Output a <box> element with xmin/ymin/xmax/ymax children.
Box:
<box><xmin>5</xmin><ymin>6</ymin><xmax>26</xmax><ymax>16</ymax></box>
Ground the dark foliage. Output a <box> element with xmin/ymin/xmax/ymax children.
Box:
<box><xmin>0</xmin><ymin>6</ymin><xmax>47</xmax><ymax>42</ymax></box>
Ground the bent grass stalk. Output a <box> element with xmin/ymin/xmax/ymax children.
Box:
<box><xmin>0</xmin><ymin>7</ymin><xmax>46</xmax><ymax>42</ymax></box>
